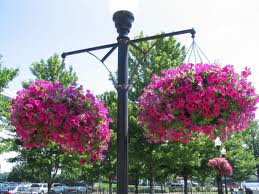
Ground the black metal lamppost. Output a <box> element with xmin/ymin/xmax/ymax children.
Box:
<box><xmin>62</xmin><ymin>10</ymin><xmax>195</xmax><ymax>194</ymax></box>
<box><xmin>221</xmin><ymin>148</ymin><xmax>228</xmax><ymax>194</ymax></box>
<box><xmin>214</xmin><ymin>137</ymin><xmax>224</xmax><ymax>194</ymax></box>
<box><xmin>214</xmin><ymin>137</ymin><xmax>227</xmax><ymax>194</ymax></box>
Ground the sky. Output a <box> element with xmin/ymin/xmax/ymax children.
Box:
<box><xmin>1</xmin><ymin>0</ymin><xmax>259</xmax><ymax>172</ymax></box>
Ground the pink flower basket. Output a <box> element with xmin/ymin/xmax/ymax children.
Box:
<box><xmin>11</xmin><ymin>81</ymin><xmax>112</xmax><ymax>162</ymax></box>
<box><xmin>138</xmin><ymin>63</ymin><xmax>258</xmax><ymax>143</ymax></box>
<box><xmin>208</xmin><ymin>157</ymin><xmax>233</xmax><ymax>176</ymax></box>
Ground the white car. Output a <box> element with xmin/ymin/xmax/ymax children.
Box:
<box><xmin>31</xmin><ymin>183</ymin><xmax>48</xmax><ymax>194</ymax></box>
<box><xmin>4</xmin><ymin>185</ymin><xmax>38</xmax><ymax>194</ymax></box>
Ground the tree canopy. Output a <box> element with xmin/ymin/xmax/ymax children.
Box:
<box><xmin>0</xmin><ymin>55</ymin><xmax>18</xmax><ymax>154</ymax></box>
<box><xmin>0</xmin><ymin>55</ymin><xmax>19</xmax><ymax>93</ymax></box>
<box><xmin>22</xmin><ymin>53</ymin><xmax>78</xmax><ymax>88</ymax></box>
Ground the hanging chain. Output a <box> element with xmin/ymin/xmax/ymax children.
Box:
<box><xmin>184</xmin><ymin>36</ymin><xmax>210</xmax><ymax>64</ymax></box>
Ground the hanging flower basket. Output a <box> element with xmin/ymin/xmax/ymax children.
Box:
<box><xmin>138</xmin><ymin>63</ymin><xmax>259</xmax><ymax>143</ymax></box>
<box><xmin>11</xmin><ymin>80</ymin><xmax>112</xmax><ymax>161</ymax></box>
<box><xmin>208</xmin><ymin>157</ymin><xmax>233</xmax><ymax>176</ymax></box>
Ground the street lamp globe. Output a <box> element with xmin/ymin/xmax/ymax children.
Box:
<box><xmin>221</xmin><ymin>148</ymin><xmax>227</xmax><ymax>157</ymax></box>
<box><xmin>214</xmin><ymin>137</ymin><xmax>222</xmax><ymax>148</ymax></box>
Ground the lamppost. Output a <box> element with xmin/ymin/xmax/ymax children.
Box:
<box><xmin>61</xmin><ymin>10</ymin><xmax>195</xmax><ymax>194</ymax></box>
<box><xmin>221</xmin><ymin>148</ymin><xmax>228</xmax><ymax>194</ymax></box>
<box><xmin>214</xmin><ymin>137</ymin><xmax>223</xmax><ymax>194</ymax></box>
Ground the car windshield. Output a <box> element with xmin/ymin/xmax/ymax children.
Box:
<box><xmin>8</xmin><ymin>186</ymin><xmax>17</xmax><ymax>190</ymax></box>
<box><xmin>52</xmin><ymin>184</ymin><xmax>63</xmax><ymax>187</ymax></box>
<box><xmin>18</xmin><ymin>187</ymin><xmax>27</xmax><ymax>191</ymax></box>
<box><xmin>31</xmin><ymin>184</ymin><xmax>40</xmax><ymax>187</ymax></box>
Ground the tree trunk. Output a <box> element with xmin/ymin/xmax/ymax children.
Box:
<box><xmin>47</xmin><ymin>184</ymin><xmax>51</xmax><ymax>194</ymax></box>
<box><xmin>108</xmin><ymin>177</ymin><xmax>113</xmax><ymax>194</ymax></box>
<box><xmin>217</xmin><ymin>175</ymin><xmax>223</xmax><ymax>194</ymax></box>
<box><xmin>184</xmin><ymin>176</ymin><xmax>188</xmax><ymax>194</ymax></box>
<box><xmin>160</xmin><ymin>184</ymin><xmax>164</xmax><ymax>194</ymax></box>
<box><xmin>47</xmin><ymin>167</ymin><xmax>52</xmax><ymax>194</ymax></box>
<box><xmin>134</xmin><ymin>178</ymin><xmax>139</xmax><ymax>194</ymax></box>
<box><xmin>149</xmin><ymin>176</ymin><xmax>155</xmax><ymax>194</ymax></box>
<box><xmin>257</xmin><ymin>167</ymin><xmax>259</xmax><ymax>182</ymax></box>
<box><xmin>47</xmin><ymin>166</ymin><xmax>58</xmax><ymax>194</ymax></box>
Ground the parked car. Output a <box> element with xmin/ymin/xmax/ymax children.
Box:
<box><xmin>69</xmin><ymin>182</ymin><xmax>96</xmax><ymax>193</ymax></box>
<box><xmin>31</xmin><ymin>183</ymin><xmax>48</xmax><ymax>194</ymax></box>
<box><xmin>16</xmin><ymin>186</ymin><xmax>38</xmax><ymax>194</ymax></box>
<box><xmin>167</xmin><ymin>182</ymin><xmax>184</xmax><ymax>187</ymax></box>
<box><xmin>3</xmin><ymin>185</ymin><xmax>38</xmax><ymax>194</ymax></box>
<box><xmin>70</xmin><ymin>186</ymin><xmax>96</xmax><ymax>193</ymax></box>
<box><xmin>0</xmin><ymin>183</ymin><xmax>18</xmax><ymax>192</ymax></box>
<box><xmin>50</xmin><ymin>185</ymin><xmax>77</xmax><ymax>194</ymax></box>
<box><xmin>3</xmin><ymin>185</ymin><xmax>20</xmax><ymax>194</ymax></box>
<box><xmin>51</xmin><ymin>184</ymin><xmax>66</xmax><ymax>188</ymax></box>
<box><xmin>0</xmin><ymin>184</ymin><xmax>9</xmax><ymax>193</ymax></box>
<box><xmin>244</xmin><ymin>182</ymin><xmax>259</xmax><ymax>191</ymax></box>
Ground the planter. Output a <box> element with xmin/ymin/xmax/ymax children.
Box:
<box><xmin>11</xmin><ymin>81</ymin><xmax>112</xmax><ymax>161</ymax></box>
<box><xmin>208</xmin><ymin>157</ymin><xmax>233</xmax><ymax>176</ymax></box>
<box><xmin>138</xmin><ymin>63</ymin><xmax>258</xmax><ymax>143</ymax></box>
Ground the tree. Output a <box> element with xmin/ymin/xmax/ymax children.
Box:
<box><xmin>128</xmin><ymin>32</ymin><xmax>185</xmax><ymax>102</ymax></box>
<box><xmin>193</xmin><ymin>139</ymin><xmax>218</xmax><ymax>186</ymax></box>
<box><xmin>127</xmin><ymin>33</ymin><xmax>186</xmax><ymax>194</ymax></box>
<box><xmin>171</xmin><ymin>137</ymin><xmax>218</xmax><ymax>194</ymax></box>
<box><xmin>244</xmin><ymin>120</ymin><xmax>259</xmax><ymax>181</ymax></box>
<box><xmin>0</xmin><ymin>55</ymin><xmax>19</xmax><ymax>122</ymax></box>
<box><xmin>7</xmin><ymin>164</ymin><xmax>36</xmax><ymax>182</ymax></box>
<box><xmin>224</xmin><ymin>132</ymin><xmax>256</xmax><ymax>184</ymax></box>
<box><xmin>0</xmin><ymin>55</ymin><xmax>19</xmax><ymax>93</ymax></box>
<box><xmin>0</xmin><ymin>172</ymin><xmax>9</xmax><ymax>181</ymax></box>
<box><xmin>9</xmin><ymin>54</ymin><xmax>79</xmax><ymax>192</ymax></box>
<box><xmin>8</xmin><ymin>144</ymin><xmax>77</xmax><ymax>183</ymax></box>
<box><xmin>22</xmin><ymin>53</ymin><xmax>78</xmax><ymax>88</ymax></box>
<box><xmin>0</xmin><ymin>55</ymin><xmax>18</xmax><ymax>153</ymax></box>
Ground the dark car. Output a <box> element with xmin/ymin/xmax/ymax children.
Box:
<box><xmin>69</xmin><ymin>182</ymin><xmax>96</xmax><ymax>193</ymax></box>
<box><xmin>50</xmin><ymin>186</ymin><xmax>78</xmax><ymax>194</ymax></box>
<box><xmin>245</xmin><ymin>187</ymin><xmax>253</xmax><ymax>194</ymax></box>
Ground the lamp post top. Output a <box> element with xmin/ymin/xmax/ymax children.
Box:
<box><xmin>214</xmin><ymin>137</ymin><xmax>222</xmax><ymax>148</ymax></box>
<box><xmin>113</xmin><ymin>10</ymin><xmax>134</xmax><ymax>37</ymax></box>
<box><xmin>221</xmin><ymin>147</ymin><xmax>227</xmax><ymax>156</ymax></box>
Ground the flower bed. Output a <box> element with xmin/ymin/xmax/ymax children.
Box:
<box><xmin>138</xmin><ymin>63</ymin><xmax>258</xmax><ymax>143</ymax></box>
<box><xmin>11</xmin><ymin>81</ymin><xmax>112</xmax><ymax>161</ymax></box>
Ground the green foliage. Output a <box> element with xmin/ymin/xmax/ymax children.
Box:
<box><xmin>22</xmin><ymin>54</ymin><xmax>78</xmax><ymax>88</ymax></box>
<box><xmin>224</xmin><ymin>132</ymin><xmax>256</xmax><ymax>182</ymax></box>
<box><xmin>245</xmin><ymin>120</ymin><xmax>259</xmax><ymax>157</ymax></box>
<box><xmin>8</xmin><ymin>143</ymin><xmax>79</xmax><ymax>183</ymax></box>
<box><xmin>192</xmin><ymin>138</ymin><xmax>218</xmax><ymax>185</ymax></box>
<box><xmin>96</xmin><ymin>92</ymin><xmax>117</xmax><ymax>187</ymax></box>
<box><xmin>0</xmin><ymin>55</ymin><xmax>18</xmax><ymax>121</ymax></box>
<box><xmin>0</xmin><ymin>55</ymin><xmax>19</xmax><ymax>93</ymax></box>
<box><xmin>7</xmin><ymin>164</ymin><xmax>36</xmax><ymax>182</ymax></box>
<box><xmin>0</xmin><ymin>172</ymin><xmax>9</xmax><ymax>181</ymax></box>
<box><xmin>0</xmin><ymin>55</ymin><xmax>18</xmax><ymax>154</ymax></box>
<box><xmin>172</xmin><ymin>137</ymin><xmax>216</xmax><ymax>179</ymax></box>
<box><xmin>0</xmin><ymin>95</ymin><xmax>11</xmax><ymax>136</ymax></box>
<box><xmin>0</xmin><ymin>95</ymin><xmax>10</xmax><ymax>118</ymax></box>
<box><xmin>240</xmin><ymin>120</ymin><xmax>259</xmax><ymax>180</ymax></box>
<box><xmin>128</xmin><ymin>32</ymin><xmax>185</xmax><ymax>101</ymax></box>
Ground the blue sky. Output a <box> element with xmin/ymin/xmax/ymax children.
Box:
<box><xmin>1</xmin><ymin>0</ymin><xmax>259</xmax><ymax>172</ymax></box>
